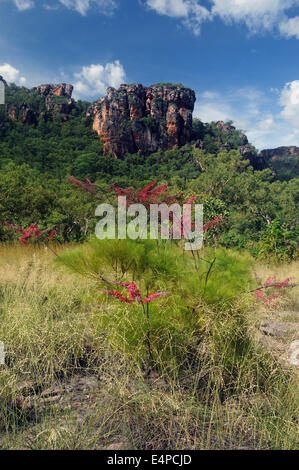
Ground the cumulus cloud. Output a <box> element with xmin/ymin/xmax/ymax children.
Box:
<box><xmin>59</xmin><ymin>0</ymin><xmax>117</xmax><ymax>16</ymax></box>
<box><xmin>280</xmin><ymin>80</ymin><xmax>299</xmax><ymax>128</ymax></box>
<box><xmin>211</xmin><ymin>0</ymin><xmax>296</xmax><ymax>33</ymax></box>
<box><xmin>12</xmin><ymin>0</ymin><xmax>34</xmax><ymax>10</ymax></box>
<box><xmin>73</xmin><ymin>60</ymin><xmax>126</xmax><ymax>98</ymax></box>
<box><xmin>0</xmin><ymin>63</ymin><xmax>26</xmax><ymax>85</ymax></box>
<box><xmin>144</xmin><ymin>0</ymin><xmax>299</xmax><ymax>37</ymax></box>
<box><xmin>194</xmin><ymin>83</ymin><xmax>299</xmax><ymax>150</ymax></box>
<box><xmin>279</xmin><ymin>16</ymin><xmax>299</xmax><ymax>39</ymax></box>
<box><xmin>145</xmin><ymin>0</ymin><xmax>211</xmax><ymax>35</ymax></box>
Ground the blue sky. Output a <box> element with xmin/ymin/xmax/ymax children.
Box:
<box><xmin>0</xmin><ymin>0</ymin><xmax>299</xmax><ymax>150</ymax></box>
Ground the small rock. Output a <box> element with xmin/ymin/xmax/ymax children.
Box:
<box><xmin>260</xmin><ymin>321</ymin><xmax>297</xmax><ymax>337</ymax></box>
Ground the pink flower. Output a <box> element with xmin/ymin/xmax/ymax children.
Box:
<box><xmin>69</xmin><ymin>176</ymin><xmax>100</xmax><ymax>199</ymax></box>
<box><xmin>104</xmin><ymin>290</ymin><xmax>132</xmax><ymax>304</ymax></box>
<box><xmin>255</xmin><ymin>290</ymin><xmax>264</xmax><ymax>301</ymax></box>
<box><xmin>264</xmin><ymin>276</ymin><xmax>276</xmax><ymax>287</ymax></box>
<box><xmin>4</xmin><ymin>222</ymin><xmax>56</xmax><ymax>244</ymax></box>
<box><xmin>185</xmin><ymin>195</ymin><xmax>197</xmax><ymax>205</ymax></box>
<box><xmin>274</xmin><ymin>278</ymin><xmax>292</xmax><ymax>289</ymax></box>
<box><xmin>143</xmin><ymin>292</ymin><xmax>171</xmax><ymax>304</ymax></box>
<box><xmin>264</xmin><ymin>295</ymin><xmax>280</xmax><ymax>304</ymax></box>
<box><xmin>104</xmin><ymin>280</ymin><xmax>170</xmax><ymax>305</ymax></box>
<box><xmin>203</xmin><ymin>216</ymin><xmax>224</xmax><ymax>232</ymax></box>
<box><xmin>49</xmin><ymin>230</ymin><xmax>57</xmax><ymax>240</ymax></box>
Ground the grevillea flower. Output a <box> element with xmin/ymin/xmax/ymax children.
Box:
<box><xmin>4</xmin><ymin>222</ymin><xmax>25</xmax><ymax>233</ymax></box>
<box><xmin>203</xmin><ymin>216</ymin><xmax>224</xmax><ymax>232</ymax></box>
<box><xmin>69</xmin><ymin>176</ymin><xmax>101</xmax><ymax>199</ymax></box>
<box><xmin>49</xmin><ymin>230</ymin><xmax>57</xmax><ymax>240</ymax></box>
<box><xmin>274</xmin><ymin>278</ymin><xmax>292</xmax><ymax>289</ymax></box>
<box><xmin>255</xmin><ymin>276</ymin><xmax>293</xmax><ymax>305</ymax></box>
<box><xmin>264</xmin><ymin>276</ymin><xmax>276</xmax><ymax>287</ymax></box>
<box><xmin>4</xmin><ymin>222</ymin><xmax>56</xmax><ymax>244</ymax></box>
<box><xmin>264</xmin><ymin>295</ymin><xmax>280</xmax><ymax>304</ymax></box>
<box><xmin>185</xmin><ymin>195</ymin><xmax>197</xmax><ymax>205</ymax></box>
<box><xmin>104</xmin><ymin>280</ymin><xmax>170</xmax><ymax>305</ymax></box>
<box><xmin>110</xmin><ymin>181</ymin><xmax>178</xmax><ymax>208</ymax></box>
<box><xmin>255</xmin><ymin>290</ymin><xmax>264</xmax><ymax>301</ymax></box>
<box><xmin>104</xmin><ymin>290</ymin><xmax>133</xmax><ymax>304</ymax></box>
<box><xmin>143</xmin><ymin>292</ymin><xmax>170</xmax><ymax>303</ymax></box>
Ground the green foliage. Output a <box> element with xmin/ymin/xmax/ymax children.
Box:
<box><xmin>256</xmin><ymin>218</ymin><xmax>298</xmax><ymax>261</ymax></box>
<box><xmin>153</xmin><ymin>82</ymin><xmax>187</xmax><ymax>89</ymax></box>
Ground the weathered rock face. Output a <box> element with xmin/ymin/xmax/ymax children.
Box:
<box><xmin>34</xmin><ymin>83</ymin><xmax>74</xmax><ymax>114</ymax></box>
<box><xmin>5</xmin><ymin>83</ymin><xmax>75</xmax><ymax>124</ymax></box>
<box><xmin>35</xmin><ymin>83</ymin><xmax>73</xmax><ymax>99</ymax></box>
<box><xmin>87</xmin><ymin>84</ymin><xmax>196</xmax><ymax>158</ymax></box>
<box><xmin>6</xmin><ymin>103</ymin><xmax>37</xmax><ymax>125</ymax></box>
<box><xmin>261</xmin><ymin>147</ymin><xmax>299</xmax><ymax>180</ymax></box>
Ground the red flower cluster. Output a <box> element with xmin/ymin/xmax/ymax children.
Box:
<box><xmin>203</xmin><ymin>216</ymin><xmax>224</xmax><ymax>232</ymax></box>
<box><xmin>69</xmin><ymin>176</ymin><xmax>101</xmax><ymax>200</ymax></box>
<box><xmin>262</xmin><ymin>276</ymin><xmax>292</xmax><ymax>289</ymax></box>
<box><xmin>109</xmin><ymin>181</ymin><xmax>180</xmax><ymax>208</ymax></box>
<box><xmin>104</xmin><ymin>280</ymin><xmax>170</xmax><ymax>305</ymax></box>
<box><xmin>255</xmin><ymin>276</ymin><xmax>292</xmax><ymax>305</ymax></box>
<box><xmin>4</xmin><ymin>222</ymin><xmax>56</xmax><ymax>245</ymax></box>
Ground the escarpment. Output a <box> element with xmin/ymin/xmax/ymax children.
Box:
<box><xmin>87</xmin><ymin>83</ymin><xmax>196</xmax><ymax>158</ymax></box>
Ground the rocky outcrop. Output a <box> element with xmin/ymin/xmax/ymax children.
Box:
<box><xmin>34</xmin><ymin>83</ymin><xmax>74</xmax><ymax>114</ymax></box>
<box><xmin>35</xmin><ymin>83</ymin><xmax>73</xmax><ymax>99</ymax></box>
<box><xmin>260</xmin><ymin>147</ymin><xmax>299</xmax><ymax>180</ymax></box>
<box><xmin>19</xmin><ymin>104</ymin><xmax>38</xmax><ymax>125</ymax></box>
<box><xmin>6</xmin><ymin>103</ymin><xmax>37</xmax><ymax>125</ymax></box>
<box><xmin>87</xmin><ymin>83</ymin><xmax>196</xmax><ymax>158</ymax></box>
<box><xmin>5</xmin><ymin>83</ymin><xmax>75</xmax><ymax>125</ymax></box>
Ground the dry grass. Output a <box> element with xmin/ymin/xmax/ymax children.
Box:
<box><xmin>0</xmin><ymin>244</ymin><xmax>298</xmax><ymax>450</ymax></box>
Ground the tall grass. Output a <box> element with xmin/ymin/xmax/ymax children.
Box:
<box><xmin>0</xmin><ymin>243</ymin><xmax>298</xmax><ymax>450</ymax></box>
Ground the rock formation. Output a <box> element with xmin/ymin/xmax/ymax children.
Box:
<box><xmin>6</xmin><ymin>103</ymin><xmax>37</xmax><ymax>125</ymax></box>
<box><xmin>261</xmin><ymin>147</ymin><xmax>299</xmax><ymax>180</ymax></box>
<box><xmin>5</xmin><ymin>82</ymin><xmax>75</xmax><ymax>124</ymax></box>
<box><xmin>34</xmin><ymin>83</ymin><xmax>73</xmax><ymax>99</ymax></box>
<box><xmin>34</xmin><ymin>83</ymin><xmax>74</xmax><ymax>114</ymax></box>
<box><xmin>87</xmin><ymin>83</ymin><xmax>196</xmax><ymax>158</ymax></box>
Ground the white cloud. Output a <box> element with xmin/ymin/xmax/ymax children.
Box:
<box><xmin>144</xmin><ymin>0</ymin><xmax>299</xmax><ymax>37</ymax></box>
<box><xmin>194</xmin><ymin>83</ymin><xmax>299</xmax><ymax>150</ymax></box>
<box><xmin>0</xmin><ymin>63</ymin><xmax>26</xmax><ymax>85</ymax></box>
<box><xmin>12</xmin><ymin>0</ymin><xmax>34</xmax><ymax>10</ymax></box>
<box><xmin>59</xmin><ymin>0</ymin><xmax>117</xmax><ymax>16</ymax></box>
<box><xmin>280</xmin><ymin>80</ymin><xmax>299</xmax><ymax>128</ymax></box>
<box><xmin>211</xmin><ymin>0</ymin><xmax>296</xmax><ymax>33</ymax></box>
<box><xmin>145</xmin><ymin>0</ymin><xmax>211</xmax><ymax>35</ymax></box>
<box><xmin>279</xmin><ymin>16</ymin><xmax>299</xmax><ymax>39</ymax></box>
<box><xmin>73</xmin><ymin>60</ymin><xmax>126</xmax><ymax>98</ymax></box>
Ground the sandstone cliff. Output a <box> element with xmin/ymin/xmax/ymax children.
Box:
<box><xmin>261</xmin><ymin>146</ymin><xmax>299</xmax><ymax>180</ymax></box>
<box><xmin>87</xmin><ymin>83</ymin><xmax>196</xmax><ymax>158</ymax></box>
<box><xmin>34</xmin><ymin>83</ymin><xmax>74</xmax><ymax>114</ymax></box>
<box><xmin>5</xmin><ymin>83</ymin><xmax>74</xmax><ymax>123</ymax></box>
